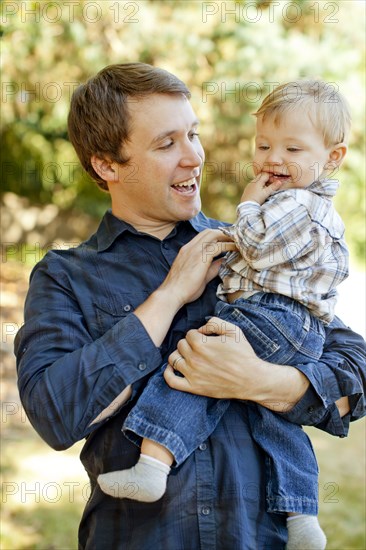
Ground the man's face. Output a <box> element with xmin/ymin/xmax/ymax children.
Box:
<box><xmin>111</xmin><ymin>94</ymin><xmax>204</xmax><ymax>233</ymax></box>
<box><xmin>253</xmin><ymin>109</ymin><xmax>334</xmax><ymax>189</ymax></box>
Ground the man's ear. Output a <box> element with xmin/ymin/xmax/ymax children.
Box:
<box><xmin>325</xmin><ymin>143</ymin><xmax>348</xmax><ymax>171</ymax></box>
<box><xmin>91</xmin><ymin>155</ymin><xmax>119</xmax><ymax>183</ymax></box>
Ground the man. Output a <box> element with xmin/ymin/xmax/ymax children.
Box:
<box><xmin>15</xmin><ymin>63</ymin><xmax>365</xmax><ymax>549</ymax></box>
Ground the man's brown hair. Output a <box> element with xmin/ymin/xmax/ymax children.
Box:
<box><xmin>68</xmin><ymin>63</ymin><xmax>191</xmax><ymax>190</ymax></box>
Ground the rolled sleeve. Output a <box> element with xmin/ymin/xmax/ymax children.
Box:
<box><xmin>281</xmin><ymin>317</ymin><xmax>365</xmax><ymax>436</ymax></box>
<box><xmin>15</xmin><ymin>266</ymin><xmax>163</xmax><ymax>451</ymax></box>
<box><xmin>100</xmin><ymin>313</ymin><xmax>162</xmax><ymax>387</ymax></box>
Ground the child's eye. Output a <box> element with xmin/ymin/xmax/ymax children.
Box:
<box><xmin>287</xmin><ymin>147</ymin><xmax>301</xmax><ymax>152</ymax></box>
<box><xmin>258</xmin><ymin>145</ymin><xmax>269</xmax><ymax>150</ymax></box>
<box><xmin>189</xmin><ymin>132</ymin><xmax>200</xmax><ymax>141</ymax></box>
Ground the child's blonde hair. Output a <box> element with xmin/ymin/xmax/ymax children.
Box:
<box><xmin>254</xmin><ymin>79</ymin><xmax>351</xmax><ymax>147</ymax></box>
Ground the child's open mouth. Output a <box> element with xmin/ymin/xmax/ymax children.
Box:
<box><xmin>268</xmin><ymin>173</ymin><xmax>291</xmax><ymax>184</ymax></box>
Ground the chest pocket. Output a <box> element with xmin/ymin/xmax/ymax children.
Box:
<box><xmin>91</xmin><ymin>292</ymin><xmax>149</xmax><ymax>336</ymax></box>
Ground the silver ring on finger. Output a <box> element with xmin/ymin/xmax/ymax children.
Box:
<box><xmin>172</xmin><ymin>355</ymin><xmax>184</xmax><ymax>370</ymax></box>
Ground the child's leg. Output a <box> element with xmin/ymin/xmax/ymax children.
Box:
<box><xmin>98</xmin><ymin>438</ymin><xmax>173</xmax><ymax>502</ymax></box>
<box><xmin>286</xmin><ymin>513</ymin><xmax>326</xmax><ymax>550</ymax></box>
<box><xmin>216</xmin><ymin>296</ymin><xmax>326</xmax><ymax>547</ymax></box>
<box><xmin>98</xmin><ymin>362</ymin><xmax>230</xmax><ymax>501</ymax></box>
<box><xmin>141</xmin><ymin>438</ymin><xmax>175</xmax><ymax>465</ymax></box>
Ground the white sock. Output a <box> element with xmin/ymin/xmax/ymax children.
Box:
<box><xmin>286</xmin><ymin>515</ymin><xmax>327</xmax><ymax>550</ymax></box>
<box><xmin>97</xmin><ymin>454</ymin><xmax>171</xmax><ymax>502</ymax></box>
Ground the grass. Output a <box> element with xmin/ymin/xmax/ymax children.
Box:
<box><xmin>309</xmin><ymin>420</ymin><xmax>366</xmax><ymax>549</ymax></box>
<box><xmin>1</xmin><ymin>430</ymin><xmax>86</xmax><ymax>550</ymax></box>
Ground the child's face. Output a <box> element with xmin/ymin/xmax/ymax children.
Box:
<box><xmin>253</xmin><ymin>109</ymin><xmax>334</xmax><ymax>189</ymax></box>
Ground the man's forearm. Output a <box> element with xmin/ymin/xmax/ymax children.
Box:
<box><xmin>246</xmin><ymin>362</ymin><xmax>349</xmax><ymax>416</ymax></box>
<box><xmin>245</xmin><ymin>360</ymin><xmax>311</xmax><ymax>413</ymax></box>
<box><xmin>134</xmin><ymin>287</ymin><xmax>182</xmax><ymax>347</ymax></box>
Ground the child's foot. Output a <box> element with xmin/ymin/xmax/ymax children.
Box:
<box><xmin>98</xmin><ymin>454</ymin><xmax>171</xmax><ymax>502</ymax></box>
<box><xmin>286</xmin><ymin>515</ymin><xmax>327</xmax><ymax>549</ymax></box>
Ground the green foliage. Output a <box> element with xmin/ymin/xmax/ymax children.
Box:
<box><xmin>1</xmin><ymin>0</ymin><xmax>365</xmax><ymax>262</ymax></box>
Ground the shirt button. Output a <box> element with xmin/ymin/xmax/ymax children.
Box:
<box><xmin>308</xmin><ymin>406</ymin><xmax>314</xmax><ymax>413</ymax></box>
<box><xmin>199</xmin><ymin>443</ymin><xmax>207</xmax><ymax>451</ymax></box>
<box><xmin>162</xmin><ymin>242</ymin><xmax>169</xmax><ymax>249</ymax></box>
<box><xmin>138</xmin><ymin>362</ymin><xmax>147</xmax><ymax>371</ymax></box>
<box><xmin>201</xmin><ymin>506</ymin><xmax>211</xmax><ymax>515</ymax></box>
<box><xmin>123</xmin><ymin>305</ymin><xmax>132</xmax><ymax>312</ymax></box>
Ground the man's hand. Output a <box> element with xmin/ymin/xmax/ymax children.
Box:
<box><xmin>134</xmin><ymin>232</ymin><xmax>235</xmax><ymax>347</ymax></box>
<box><xmin>159</xmin><ymin>229</ymin><xmax>236</xmax><ymax>308</ymax></box>
<box><xmin>241</xmin><ymin>172</ymin><xmax>283</xmax><ymax>205</ymax></box>
<box><xmin>164</xmin><ymin>317</ymin><xmax>265</xmax><ymax>400</ymax></box>
<box><xmin>164</xmin><ymin>316</ymin><xmax>310</xmax><ymax>411</ymax></box>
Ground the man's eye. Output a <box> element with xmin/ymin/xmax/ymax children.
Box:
<box><xmin>258</xmin><ymin>145</ymin><xmax>269</xmax><ymax>150</ymax></box>
<box><xmin>288</xmin><ymin>148</ymin><xmax>301</xmax><ymax>152</ymax></box>
<box><xmin>159</xmin><ymin>141</ymin><xmax>174</xmax><ymax>150</ymax></box>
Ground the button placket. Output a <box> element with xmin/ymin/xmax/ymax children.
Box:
<box><xmin>160</xmin><ymin>241</ymin><xmax>177</xmax><ymax>266</ymax></box>
<box><xmin>195</xmin><ymin>441</ymin><xmax>216</xmax><ymax>548</ymax></box>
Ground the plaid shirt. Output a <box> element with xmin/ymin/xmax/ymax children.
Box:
<box><xmin>218</xmin><ymin>179</ymin><xmax>349</xmax><ymax>323</ymax></box>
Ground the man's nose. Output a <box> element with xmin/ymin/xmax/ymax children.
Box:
<box><xmin>180</xmin><ymin>140</ymin><xmax>204</xmax><ymax>168</ymax></box>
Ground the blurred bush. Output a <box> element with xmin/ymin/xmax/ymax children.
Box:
<box><xmin>1</xmin><ymin>0</ymin><xmax>365</xmax><ymax>263</ymax></box>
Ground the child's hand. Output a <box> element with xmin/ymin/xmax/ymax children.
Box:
<box><xmin>240</xmin><ymin>172</ymin><xmax>283</xmax><ymax>205</ymax></box>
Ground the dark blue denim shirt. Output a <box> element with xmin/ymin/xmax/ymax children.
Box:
<box><xmin>15</xmin><ymin>210</ymin><xmax>366</xmax><ymax>549</ymax></box>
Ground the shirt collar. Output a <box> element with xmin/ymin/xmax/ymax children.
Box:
<box><xmin>308</xmin><ymin>178</ymin><xmax>339</xmax><ymax>198</ymax></box>
<box><xmin>96</xmin><ymin>210</ymin><xmax>135</xmax><ymax>252</ymax></box>
<box><xmin>96</xmin><ymin>210</ymin><xmax>212</xmax><ymax>252</ymax></box>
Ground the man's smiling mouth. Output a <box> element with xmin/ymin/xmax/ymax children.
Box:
<box><xmin>171</xmin><ymin>177</ymin><xmax>198</xmax><ymax>194</ymax></box>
